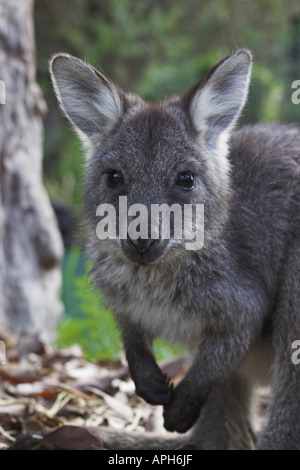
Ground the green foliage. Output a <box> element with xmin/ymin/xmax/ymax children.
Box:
<box><xmin>153</xmin><ymin>338</ymin><xmax>183</xmax><ymax>363</ymax></box>
<box><xmin>58</xmin><ymin>247</ymin><xmax>122</xmax><ymax>360</ymax></box>
<box><xmin>44</xmin><ymin>128</ymin><xmax>84</xmax><ymax>206</ymax></box>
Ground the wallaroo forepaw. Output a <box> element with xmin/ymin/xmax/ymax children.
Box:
<box><xmin>163</xmin><ymin>382</ymin><xmax>209</xmax><ymax>433</ymax></box>
<box><xmin>163</xmin><ymin>397</ymin><xmax>200</xmax><ymax>434</ymax></box>
<box><xmin>135</xmin><ymin>370</ymin><xmax>173</xmax><ymax>406</ymax></box>
<box><xmin>51</xmin><ymin>48</ymin><xmax>300</xmax><ymax>449</ymax></box>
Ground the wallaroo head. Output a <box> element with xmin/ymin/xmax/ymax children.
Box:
<box><xmin>50</xmin><ymin>49</ymin><xmax>252</xmax><ymax>265</ymax></box>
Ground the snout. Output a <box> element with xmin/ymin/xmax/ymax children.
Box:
<box><xmin>121</xmin><ymin>237</ymin><xmax>168</xmax><ymax>264</ymax></box>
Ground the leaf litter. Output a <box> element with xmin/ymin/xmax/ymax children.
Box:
<box><xmin>0</xmin><ymin>333</ymin><xmax>192</xmax><ymax>450</ymax></box>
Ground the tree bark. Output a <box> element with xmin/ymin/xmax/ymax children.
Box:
<box><xmin>0</xmin><ymin>0</ymin><xmax>64</xmax><ymax>343</ymax></box>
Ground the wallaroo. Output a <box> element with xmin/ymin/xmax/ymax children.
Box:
<box><xmin>50</xmin><ymin>49</ymin><xmax>300</xmax><ymax>450</ymax></box>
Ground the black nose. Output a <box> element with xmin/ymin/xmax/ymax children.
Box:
<box><xmin>128</xmin><ymin>238</ymin><xmax>158</xmax><ymax>254</ymax></box>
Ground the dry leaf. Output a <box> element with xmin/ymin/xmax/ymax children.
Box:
<box><xmin>40</xmin><ymin>425</ymin><xmax>106</xmax><ymax>450</ymax></box>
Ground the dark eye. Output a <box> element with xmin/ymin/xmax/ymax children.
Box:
<box><xmin>107</xmin><ymin>170</ymin><xmax>123</xmax><ymax>188</ymax></box>
<box><xmin>176</xmin><ymin>172</ymin><xmax>195</xmax><ymax>190</ymax></box>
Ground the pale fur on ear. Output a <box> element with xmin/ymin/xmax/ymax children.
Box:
<box><xmin>49</xmin><ymin>53</ymin><xmax>122</xmax><ymax>153</ymax></box>
<box><xmin>189</xmin><ymin>49</ymin><xmax>252</xmax><ymax>157</ymax></box>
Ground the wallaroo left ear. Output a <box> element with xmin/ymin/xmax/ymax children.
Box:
<box><xmin>49</xmin><ymin>53</ymin><xmax>124</xmax><ymax>151</ymax></box>
<box><xmin>183</xmin><ymin>49</ymin><xmax>252</xmax><ymax>153</ymax></box>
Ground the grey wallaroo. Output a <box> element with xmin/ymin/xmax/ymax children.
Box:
<box><xmin>50</xmin><ymin>49</ymin><xmax>300</xmax><ymax>450</ymax></box>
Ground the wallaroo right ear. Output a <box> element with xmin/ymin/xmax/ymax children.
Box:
<box><xmin>184</xmin><ymin>49</ymin><xmax>252</xmax><ymax>155</ymax></box>
<box><xmin>49</xmin><ymin>54</ymin><xmax>123</xmax><ymax>150</ymax></box>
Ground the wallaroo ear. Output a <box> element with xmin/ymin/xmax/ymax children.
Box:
<box><xmin>49</xmin><ymin>53</ymin><xmax>123</xmax><ymax>147</ymax></box>
<box><xmin>183</xmin><ymin>49</ymin><xmax>252</xmax><ymax>153</ymax></box>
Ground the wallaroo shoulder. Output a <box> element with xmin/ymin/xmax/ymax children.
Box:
<box><xmin>232</xmin><ymin>122</ymin><xmax>300</xmax><ymax>139</ymax></box>
<box><xmin>229</xmin><ymin>122</ymin><xmax>300</xmax><ymax>165</ymax></box>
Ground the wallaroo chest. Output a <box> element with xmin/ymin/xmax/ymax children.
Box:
<box><xmin>109</xmin><ymin>255</ymin><xmax>206</xmax><ymax>347</ymax></box>
<box><xmin>91</xmin><ymin>239</ymin><xmax>268</xmax><ymax>349</ymax></box>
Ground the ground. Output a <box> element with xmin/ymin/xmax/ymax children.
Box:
<box><xmin>0</xmin><ymin>334</ymin><xmax>192</xmax><ymax>450</ymax></box>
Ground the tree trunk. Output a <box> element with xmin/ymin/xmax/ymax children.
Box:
<box><xmin>0</xmin><ymin>0</ymin><xmax>64</xmax><ymax>344</ymax></box>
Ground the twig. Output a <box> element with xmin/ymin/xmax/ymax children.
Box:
<box><xmin>0</xmin><ymin>425</ymin><xmax>16</xmax><ymax>442</ymax></box>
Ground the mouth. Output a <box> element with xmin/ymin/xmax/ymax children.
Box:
<box><xmin>136</xmin><ymin>259</ymin><xmax>150</xmax><ymax>266</ymax></box>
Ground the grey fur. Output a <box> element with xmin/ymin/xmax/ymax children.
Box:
<box><xmin>50</xmin><ymin>49</ymin><xmax>300</xmax><ymax>449</ymax></box>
